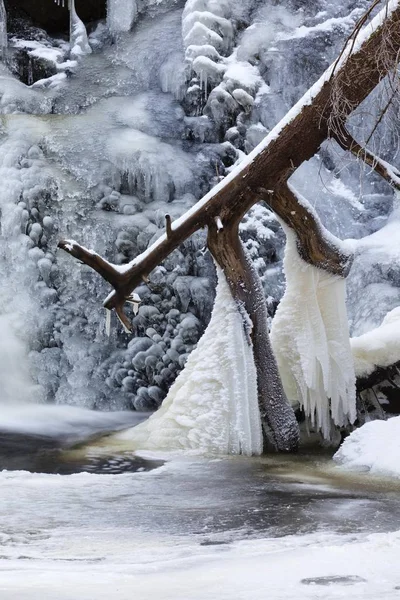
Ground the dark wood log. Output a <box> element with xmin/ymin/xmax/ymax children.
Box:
<box><xmin>60</xmin><ymin>2</ymin><xmax>400</xmax><ymax>312</ymax></box>
<box><xmin>207</xmin><ymin>222</ymin><xmax>300</xmax><ymax>451</ymax></box>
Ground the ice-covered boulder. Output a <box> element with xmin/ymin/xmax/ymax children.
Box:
<box><xmin>334</xmin><ymin>417</ymin><xmax>400</xmax><ymax>478</ymax></box>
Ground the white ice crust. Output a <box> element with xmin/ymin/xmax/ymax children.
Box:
<box><xmin>114</xmin><ymin>268</ymin><xmax>263</xmax><ymax>456</ymax></box>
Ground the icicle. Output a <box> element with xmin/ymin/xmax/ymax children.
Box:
<box><xmin>0</xmin><ymin>0</ymin><xmax>7</xmax><ymax>63</ymax></box>
<box><xmin>105</xmin><ymin>309</ymin><xmax>112</xmax><ymax>337</ymax></box>
<box><xmin>270</xmin><ymin>226</ymin><xmax>356</xmax><ymax>441</ymax></box>
<box><xmin>125</xmin><ymin>292</ymin><xmax>141</xmax><ymax>316</ymax></box>
<box><xmin>69</xmin><ymin>0</ymin><xmax>92</xmax><ymax>59</ymax></box>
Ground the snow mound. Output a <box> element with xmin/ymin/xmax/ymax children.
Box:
<box><xmin>334</xmin><ymin>416</ymin><xmax>400</xmax><ymax>478</ymax></box>
<box><xmin>351</xmin><ymin>306</ymin><xmax>400</xmax><ymax>378</ymax></box>
<box><xmin>271</xmin><ymin>225</ymin><xmax>356</xmax><ymax>440</ymax></box>
<box><xmin>113</xmin><ymin>268</ymin><xmax>263</xmax><ymax>456</ymax></box>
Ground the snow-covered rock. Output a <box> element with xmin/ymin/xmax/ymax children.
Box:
<box><xmin>334</xmin><ymin>416</ymin><xmax>400</xmax><ymax>478</ymax></box>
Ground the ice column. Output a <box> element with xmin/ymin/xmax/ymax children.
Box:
<box><xmin>0</xmin><ymin>0</ymin><xmax>7</xmax><ymax>62</ymax></box>
<box><xmin>112</xmin><ymin>268</ymin><xmax>263</xmax><ymax>456</ymax></box>
<box><xmin>271</xmin><ymin>226</ymin><xmax>356</xmax><ymax>441</ymax></box>
<box><xmin>107</xmin><ymin>0</ymin><xmax>138</xmax><ymax>33</ymax></box>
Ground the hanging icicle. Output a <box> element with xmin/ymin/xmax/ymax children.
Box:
<box><xmin>69</xmin><ymin>0</ymin><xmax>92</xmax><ymax>58</ymax></box>
<box><xmin>53</xmin><ymin>0</ymin><xmax>91</xmax><ymax>58</ymax></box>
<box><xmin>270</xmin><ymin>226</ymin><xmax>356</xmax><ymax>441</ymax></box>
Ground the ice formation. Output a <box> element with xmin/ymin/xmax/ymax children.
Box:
<box><xmin>270</xmin><ymin>225</ymin><xmax>356</xmax><ymax>440</ymax></box>
<box><xmin>0</xmin><ymin>0</ymin><xmax>7</xmax><ymax>61</ymax></box>
<box><xmin>113</xmin><ymin>268</ymin><xmax>263</xmax><ymax>456</ymax></box>
<box><xmin>69</xmin><ymin>0</ymin><xmax>92</xmax><ymax>59</ymax></box>
<box><xmin>0</xmin><ymin>0</ymin><xmax>397</xmax><ymax>416</ymax></box>
<box><xmin>107</xmin><ymin>0</ymin><xmax>138</xmax><ymax>33</ymax></box>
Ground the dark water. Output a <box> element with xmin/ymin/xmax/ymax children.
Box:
<box><xmin>1</xmin><ymin>415</ymin><xmax>400</xmax><ymax>540</ymax></box>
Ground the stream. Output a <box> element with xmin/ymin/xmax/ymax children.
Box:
<box><xmin>1</xmin><ymin>413</ymin><xmax>400</xmax><ymax>599</ymax></box>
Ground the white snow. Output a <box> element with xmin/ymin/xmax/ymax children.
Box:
<box><xmin>1</xmin><ymin>514</ymin><xmax>400</xmax><ymax>600</ymax></box>
<box><xmin>334</xmin><ymin>416</ymin><xmax>400</xmax><ymax>478</ymax></box>
<box><xmin>351</xmin><ymin>307</ymin><xmax>400</xmax><ymax>377</ymax></box>
<box><xmin>111</xmin><ymin>268</ymin><xmax>263</xmax><ymax>456</ymax></box>
<box><xmin>271</xmin><ymin>226</ymin><xmax>356</xmax><ymax>440</ymax></box>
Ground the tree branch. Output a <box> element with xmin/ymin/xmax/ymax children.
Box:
<box><xmin>332</xmin><ymin>126</ymin><xmax>400</xmax><ymax>191</ymax></box>
<box><xmin>264</xmin><ymin>184</ymin><xmax>351</xmax><ymax>276</ymax></box>
<box><xmin>59</xmin><ymin>0</ymin><xmax>400</xmax><ymax>313</ymax></box>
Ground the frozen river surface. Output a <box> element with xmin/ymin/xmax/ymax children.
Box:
<box><xmin>1</xmin><ymin>412</ymin><xmax>400</xmax><ymax>600</ymax></box>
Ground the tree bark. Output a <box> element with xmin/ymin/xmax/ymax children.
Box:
<box><xmin>207</xmin><ymin>221</ymin><xmax>300</xmax><ymax>451</ymax></box>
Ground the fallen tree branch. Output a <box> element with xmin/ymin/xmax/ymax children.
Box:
<box><xmin>59</xmin><ymin>2</ymin><xmax>400</xmax><ymax>308</ymax></box>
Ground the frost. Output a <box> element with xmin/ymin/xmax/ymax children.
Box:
<box><xmin>114</xmin><ymin>268</ymin><xmax>263</xmax><ymax>455</ymax></box>
<box><xmin>271</xmin><ymin>226</ymin><xmax>356</xmax><ymax>440</ymax></box>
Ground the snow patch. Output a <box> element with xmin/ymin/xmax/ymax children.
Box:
<box><xmin>351</xmin><ymin>307</ymin><xmax>400</xmax><ymax>377</ymax></box>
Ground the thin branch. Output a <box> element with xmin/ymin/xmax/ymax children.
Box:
<box><xmin>265</xmin><ymin>183</ymin><xmax>352</xmax><ymax>276</ymax></box>
<box><xmin>332</xmin><ymin>126</ymin><xmax>400</xmax><ymax>190</ymax></box>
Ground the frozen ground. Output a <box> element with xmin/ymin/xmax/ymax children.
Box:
<box><xmin>1</xmin><ymin>453</ymin><xmax>400</xmax><ymax>599</ymax></box>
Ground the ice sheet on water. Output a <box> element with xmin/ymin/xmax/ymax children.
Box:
<box><xmin>0</xmin><ymin>403</ymin><xmax>147</xmax><ymax>445</ymax></box>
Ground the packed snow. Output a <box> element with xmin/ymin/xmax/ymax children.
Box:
<box><xmin>111</xmin><ymin>268</ymin><xmax>263</xmax><ymax>455</ymax></box>
<box><xmin>271</xmin><ymin>226</ymin><xmax>356</xmax><ymax>440</ymax></box>
<box><xmin>334</xmin><ymin>416</ymin><xmax>400</xmax><ymax>478</ymax></box>
<box><xmin>351</xmin><ymin>307</ymin><xmax>400</xmax><ymax>377</ymax></box>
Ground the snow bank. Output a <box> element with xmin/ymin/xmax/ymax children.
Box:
<box><xmin>351</xmin><ymin>307</ymin><xmax>400</xmax><ymax>378</ymax></box>
<box><xmin>271</xmin><ymin>226</ymin><xmax>356</xmax><ymax>440</ymax></box>
<box><xmin>113</xmin><ymin>268</ymin><xmax>263</xmax><ymax>456</ymax></box>
<box><xmin>334</xmin><ymin>416</ymin><xmax>400</xmax><ymax>478</ymax></box>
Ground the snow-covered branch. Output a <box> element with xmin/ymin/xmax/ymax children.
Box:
<box><xmin>60</xmin><ymin>1</ymin><xmax>400</xmax><ymax>316</ymax></box>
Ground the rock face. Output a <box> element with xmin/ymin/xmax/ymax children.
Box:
<box><xmin>5</xmin><ymin>0</ymin><xmax>107</xmax><ymax>33</ymax></box>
